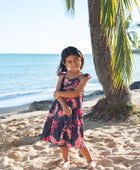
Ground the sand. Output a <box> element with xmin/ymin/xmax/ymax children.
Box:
<box><xmin>0</xmin><ymin>90</ymin><xmax>140</xmax><ymax>170</ymax></box>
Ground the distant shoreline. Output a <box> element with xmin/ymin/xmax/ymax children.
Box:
<box><xmin>0</xmin><ymin>90</ymin><xmax>104</xmax><ymax>116</ymax></box>
<box><xmin>1</xmin><ymin>86</ymin><xmax>140</xmax><ymax>116</ymax></box>
<box><xmin>1</xmin><ymin>88</ymin><xmax>140</xmax><ymax>119</ymax></box>
<box><xmin>0</xmin><ymin>104</ymin><xmax>30</xmax><ymax>116</ymax></box>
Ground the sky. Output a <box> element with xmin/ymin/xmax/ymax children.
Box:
<box><xmin>0</xmin><ymin>0</ymin><xmax>140</xmax><ymax>54</ymax></box>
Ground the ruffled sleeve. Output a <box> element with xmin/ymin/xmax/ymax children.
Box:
<box><xmin>57</xmin><ymin>71</ymin><xmax>66</xmax><ymax>76</ymax></box>
<box><xmin>83</xmin><ymin>73</ymin><xmax>92</xmax><ymax>79</ymax></box>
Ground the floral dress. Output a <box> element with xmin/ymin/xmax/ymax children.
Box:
<box><xmin>40</xmin><ymin>72</ymin><xmax>91</xmax><ymax>148</ymax></box>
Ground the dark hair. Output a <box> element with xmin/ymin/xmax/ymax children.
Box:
<box><xmin>57</xmin><ymin>46</ymin><xmax>84</xmax><ymax>72</ymax></box>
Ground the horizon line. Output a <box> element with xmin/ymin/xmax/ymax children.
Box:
<box><xmin>0</xmin><ymin>52</ymin><xmax>93</xmax><ymax>55</ymax></box>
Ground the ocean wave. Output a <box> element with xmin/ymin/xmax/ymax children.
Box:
<box><xmin>0</xmin><ymin>88</ymin><xmax>55</xmax><ymax>101</ymax></box>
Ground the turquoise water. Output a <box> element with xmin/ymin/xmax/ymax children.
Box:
<box><xmin>0</xmin><ymin>53</ymin><xmax>139</xmax><ymax>108</ymax></box>
<box><xmin>0</xmin><ymin>54</ymin><xmax>101</xmax><ymax>108</ymax></box>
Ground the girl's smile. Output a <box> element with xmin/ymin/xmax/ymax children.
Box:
<box><xmin>64</xmin><ymin>55</ymin><xmax>81</xmax><ymax>71</ymax></box>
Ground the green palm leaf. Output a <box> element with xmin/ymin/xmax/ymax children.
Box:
<box><xmin>100</xmin><ymin>0</ymin><xmax>139</xmax><ymax>91</ymax></box>
<box><xmin>65</xmin><ymin>0</ymin><xmax>140</xmax><ymax>91</ymax></box>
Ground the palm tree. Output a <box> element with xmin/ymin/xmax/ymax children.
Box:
<box><xmin>64</xmin><ymin>0</ymin><xmax>139</xmax><ymax>106</ymax></box>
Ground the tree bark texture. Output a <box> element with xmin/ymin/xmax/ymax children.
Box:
<box><xmin>88</xmin><ymin>0</ymin><xmax>131</xmax><ymax>105</ymax></box>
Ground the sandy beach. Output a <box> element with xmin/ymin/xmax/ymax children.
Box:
<box><xmin>0</xmin><ymin>90</ymin><xmax>140</xmax><ymax>170</ymax></box>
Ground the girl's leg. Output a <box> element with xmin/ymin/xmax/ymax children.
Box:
<box><xmin>60</xmin><ymin>147</ymin><xmax>69</xmax><ymax>161</ymax></box>
<box><xmin>79</xmin><ymin>147</ymin><xmax>93</xmax><ymax>163</ymax></box>
<box><xmin>79</xmin><ymin>147</ymin><xmax>96</xmax><ymax>169</ymax></box>
<box><xmin>59</xmin><ymin>147</ymin><xmax>70</xmax><ymax>168</ymax></box>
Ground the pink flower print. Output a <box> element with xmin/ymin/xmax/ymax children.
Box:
<box><xmin>64</xmin><ymin>79</ymin><xmax>68</xmax><ymax>86</ymax></box>
<box><xmin>46</xmin><ymin>118</ymin><xmax>49</xmax><ymax>122</ymax></box>
<box><xmin>67</xmin><ymin>144</ymin><xmax>72</xmax><ymax>147</ymax></box>
<box><xmin>51</xmin><ymin>127</ymin><xmax>54</xmax><ymax>133</ymax></box>
<box><xmin>52</xmin><ymin>120</ymin><xmax>58</xmax><ymax>128</ymax></box>
<box><xmin>67</xmin><ymin>129</ymin><xmax>72</xmax><ymax>140</ymax></box>
<box><xmin>63</xmin><ymin>125</ymin><xmax>67</xmax><ymax>131</ymax></box>
<box><xmin>68</xmin><ymin>80</ymin><xmax>72</xmax><ymax>85</ymax></box>
<box><xmin>48</xmin><ymin>112</ymin><xmax>54</xmax><ymax>118</ymax></box>
<box><xmin>60</xmin><ymin>131</ymin><xmax>64</xmax><ymax>141</ymax></box>
<box><xmin>42</xmin><ymin>136</ymin><xmax>50</xmax><ymax>141</ymax></box>
<box><xmin>79</xmin><ymin>94</ymin><xmax>83</xmax><ymax>101</ymax></box>
<box><xmin>64</xmin><ymin>79</ymin><xmax>72</xmax><ymax>86</ymax></box>
<box><xmin>66</xmin><ymin>85</ymin><xmax>74</xmax><ymax>91</ymax></box>
<box><xmin>72</xmin><ymin>99</ymin><xmax>77</xmax><ymax>108</ymax></box>
<box><xmin>51</xmin><ymin>120</ymin><xmax>58</xmax><ymax>133</ymax></box>
<box><xmin>58</xmin><ymin>110</ymin><xmax>64</xmax><ymax>117</ymax></box>
<box><xmin>75</xmin><ymin>133</ymin><xmax>85</xmax><ymax>148</ymax></box>
<box><xmin>50</xmin><ymin>135</ymin><xmax>57</xmax><ymax>144</ymax></box>
<box><xmin>80</xmin><ymin>119</ymin><xmax>83</xmax><ymax>124</ymax></box>
<box><xmin>58</xmin><ymin>139</ymin><xmax>65</xmax><ymax>145</ymax></box>
<box><xmin>76</xmin><ymin>119</ymin><xmax>81</xmax><ymax>127</ymax></box>
<box><xmin>74</xmin><ymin>137</ymin><xmax>82</xmax><ymax>148</ymax></box>
<box><xmin>53</xmin><ymin>103</ymin><xmax>58</xmax><ymax>114</ymax></box>
<box><xmin>50</xmin><ymin>134</ymin><xmax>65</xmax><ymax>145</ymax></box>
<box><xmin>77</xmin><ymin>109</ymin><xmax>82</xmax><ymax>116</ymax></box>
<box><xmin>73</xmin><ymin>80</ymin><xmax>79</xmax><ymax>88</ymax></box>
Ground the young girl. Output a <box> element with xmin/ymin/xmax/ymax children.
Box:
<box><xmin>41</xmin><ymin>46</ymin><xmax>96</xmax><ymax>169</ymax></box>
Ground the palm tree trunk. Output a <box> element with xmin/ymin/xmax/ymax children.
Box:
<box><xmin>88</xmin><ymin>0</ymin><xmax>132</xmax><ymax>105</ymax></box>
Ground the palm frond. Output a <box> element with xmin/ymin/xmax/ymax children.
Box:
<box><xmin>134</xmin><ymin>0</ymin><xmax>140</xmax><ymax>11</ymax></box>
<box><xmin>100</xmin><ymin>0</ymin><xmax>139</xmax><ymax>91</ymax></box>
<box><xmin>65</xmin><ymin>0</ymin><xmax>75</xmax><ymax>14</ymax></box>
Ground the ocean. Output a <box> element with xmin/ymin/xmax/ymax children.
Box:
<box><xmin>0</xmin><ymin>53</ymin><xmax>140</xmax><ymax>109</ymax></box>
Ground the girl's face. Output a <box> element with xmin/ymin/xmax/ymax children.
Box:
<box><xmin>64</xmin><ymin>55</ymin><xmax>81</xmax><ymax>71</ymax></box>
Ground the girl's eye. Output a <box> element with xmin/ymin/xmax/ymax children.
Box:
<box><xmin>66</xmin><ymin>57</ymin><xmax>81</xmax><ymax>65</ymax></box>
<box><xmin>76</xmin><ymin>58</ymin><xmax>80</xmax><ymax>61</ymax></box>
<box><xmin>67</xmin><ymin>61</ymin><xmax>72</xmax><ymax>64</ymax></box>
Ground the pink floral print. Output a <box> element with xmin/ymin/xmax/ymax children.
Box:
<box><xmin>41</xmin><ymin>72</ymin><xmax>91</xmax><ymax>148</ymax></box>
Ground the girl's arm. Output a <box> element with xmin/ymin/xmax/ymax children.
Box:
<box><xmin>54</xmin><ymin>75</ymin><xmax>72</xmax><ymax>116</ymax></box>
<box><xmin>54</xmin><ymin>76</ymin><xmax>89</xmax><ymax>99</ymax></box>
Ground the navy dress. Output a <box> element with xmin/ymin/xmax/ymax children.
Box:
<box><xmin>40</xmin><ymin>72</ymin><xmax>91</xmax><ymax>148</ymax></box>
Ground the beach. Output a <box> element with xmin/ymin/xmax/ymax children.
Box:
<box><xmin>0</xmin><ymin>90</ymin><xmax>140</xmax><ymax>170</ymax></box>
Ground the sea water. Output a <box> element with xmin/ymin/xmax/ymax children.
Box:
<box><xmin>0</xmin><ymin>53</ymin><xmax>140</xmax><ymax>108</ymax></box>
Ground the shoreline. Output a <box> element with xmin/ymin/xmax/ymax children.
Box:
<box><xmin>0</xmin><ymin>103</ymin><xmax>30</xmax><ymax>116</ymax></box>
<box><xmin>1</xmin><ymin>88</ymin><xmax>140</xmax><ymax>118</ymax></box>
<box><xmin>0</xmin><ymin>90</ymin><xmax>104</xmax><ymax>116</ymax></box>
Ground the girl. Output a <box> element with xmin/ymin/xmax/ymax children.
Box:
<box><xmin>41</xmin><ymin>46</ymin><xmax>96</xmax><ymax>169</ymax></box>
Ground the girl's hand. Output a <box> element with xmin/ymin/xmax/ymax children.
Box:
<box><xmin>63</xmin><ymin>106</ymin><xmax>72</xmax><ymax>117</ymax></box>
<box><xmin>54</xmin><ymin>91</ymin><xmax>60</xmax><ymax>99</ymax></box>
